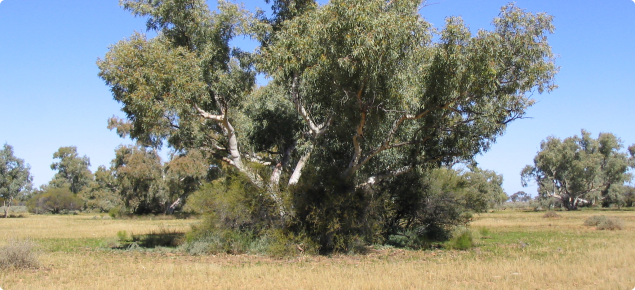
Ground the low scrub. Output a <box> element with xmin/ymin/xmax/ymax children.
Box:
<box><xmin>0</xmin><ymin>239</ymin><xmax>39</xmax><ymax>270</ymax></box>
<box><xmin>584</xmin><ymin>215</ymin><xmax>624</xmax><ymax>230</ymax></box>
<box><xmin>445</xmin><ymin>228</ymin><xmax>475</xmax><ymax>250</ymax></box>
<box><xmin>543</xmin><ymin>211</ymin><xmax>561</xmax><ymax>218</ymax></box>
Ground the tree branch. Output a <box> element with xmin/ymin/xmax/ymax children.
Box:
<box><xmin>194</xmin><ymin>104</ymin><xmax>224</xmax><ymax>121</ymax></box>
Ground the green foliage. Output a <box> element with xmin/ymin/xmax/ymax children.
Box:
<box><xmin>183</xmin><ymin>171</ymin><xmax>324</xmax><ymax>255</ymax></box>
<box><xmin>184</xmin><ymin>170</ymin><xmax>282</xmax><ymax>252</ymax></box>
<box><xmin>376</xmin><ymin>167</ymin><xmax>502</xmax><ymax>245</ymax></box>
<box><xmin>185</xmin><ymin>171</ymin><xmax>279</xmax><ymax>228</ymax></box>
<box><xmin>49</xmin><ymin>146</ymin><xmax>93</xmax><ymax>194</ymax></box>
<box><xmin>290</xmin><ymin>178</ymin><xmax>374</xmax><ymax>253</ymax></box>
<box><xmin>445</xmin><ymin>228</ymin><xmax>475</xmax><ymax>250</ymax></box>
<box><xmin>27</xmin><ymin>187</ymin><xmax>83</xmax><ymax>214</ymax></box>
<box><xmin>111</xmin><ymin>145</ymin><xmax>166</xmax><ymax>214</ymax></box>
<box><xmin>509</xmin><ymin>191</ymin><xmax>532</xmax><ymax>202</ymax></box>
<box><xmin>522</xmin><ymin>130</ymin><xmax>635</xmax><ymax>210</ymax></box>
<box><xmin>163</xmin><ymin>149</ymin><xmax>209</xmax><ymax>213</ymax></box>
<box><xmin>0</xmin><ymin>239</ymin><xmax>39</xmax><ymax>270</ymax></box>
<box><xmin>108</xmin><ymin>206</ymin><xmax>129</xmax><ymax>219</ymax></box>
<box><xmin>100</xmin><ymin>0</ymin><xmax>559</xmax><ymax>253</ymax></box>
<box><xmin>87</xmin><ymin>145</ymin><xmax>209</xmax><ymax>215</ymax></box>
<box><xmin>478</xmin><ymin>227</ymin><xmax>491</xmax><ymax>238</ymax></box>
<box><xmin>81</xmin><ymin>165</ymin><xmax>120</xmax><ymax>213</ymax></box>
<box><xmin>0</xmin><ymin>143</ymin><xmax>33</xmax><ymax>218</ymax></box>
<box><xmin>117</xmin><ymin>230</ymin><xmax>131</xmax><ymax>243</ymax></box>
<box><xmin>622</xmin><ymin>186</ymin><xmax>635</xmax><ymax>207</ymax></box>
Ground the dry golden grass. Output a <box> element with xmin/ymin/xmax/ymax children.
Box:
<box><xmin>1</xmin><ymin>210</ymin><xmax>635</xmax><ymax>289</ymax></box>
<box><xmin>0</xmin><ymin>214</ymin><xmax>194</xmax><ymax>240</ymax></box>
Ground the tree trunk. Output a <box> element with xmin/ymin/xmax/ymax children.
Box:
<box><xmin>289</xmin><ymin>148</ymin><xmax>312</xmax><ymax>186</ymax></box>
<box><xmin>166</xmin><ymin>197</ymin><xmax>182</xmax><ymax>214</ymax></box>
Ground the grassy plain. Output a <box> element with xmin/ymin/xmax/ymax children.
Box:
<box><xmin>1</xmin><ymin>210</ymin><xmax>634</xmax><ymax>289</ymax></box>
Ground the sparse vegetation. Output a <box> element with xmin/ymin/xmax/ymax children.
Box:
<box><xmin>0</xmin><ymin>239</ymin><xmax>39</xmax><ymax>270</ymax></box>
<box><xmin>0</xmin><ymin>210</ymin><xmax>633</xmax><ymax>289</ymax></box>
<box><xmin>584</xmin><ymin>215</ymin><xmax>624</xmax><ymax>230</ymax></box>
<box><xmin>543</xmin><ymin>211</ymin><xmax>561</xmax><ymax>218</ymax></box>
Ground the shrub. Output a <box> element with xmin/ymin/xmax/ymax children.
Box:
<box><xmin>597</xmin><ymin>218</ymin><xmax>624</xmax><ymax>230</ymax></box>
<box><xmin>27</xmin><ymin>187</ymin><xmax>82</xmax><ymax>214</ymax></box>
<box><xmin>0</xmin><ymin>239</ymin><xmax>39</xmax><ymax>269</ymax></box>
<box><xmin>543</xmin><ymin>211</ymin><xmax>561</xmax><ymax>218</ymax></box>
<box><xmin>584</xmin><ymin>215</ymin><xmax>624</xmax><ymax>230</ymax></box>
<box><xmin>109</xmin><ymin>206</ymin><xmax>130</xmax><ymax>219</ymax></box>
<box><xmin>478</xmin><ymin>227</ymin><xmax>491</xmax><ymax>238</ymax></box>
<box><xmin>183</xmin><ymin>171</ymin><xmax>285</xmax><ymax>254</ymax></box>
<box><xmin>584</xmin><ymin>215</ymin><xmax>609</xmax><ymax>226</ymax></box>
<box><xmin>446</xmin><ymin>228</ymin><xmax>474</xmax><ymax>250</ymax></box>
<box><xmin>117</xmin><ymin>230</ymin><xmax>131</xmax><ymax>243</ymax></box>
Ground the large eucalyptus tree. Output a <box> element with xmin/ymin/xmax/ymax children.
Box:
<box><xmin>522</xmin><ymin>131</ymin><xmax>635</xmax><ymax>210</ymax></box>
<box><xmin>49</xmin><ymin>146</ymin><xmax>93</xmax><ymax>194</ymax></box>
<box><xmin>99</xmin><ymin>0</ymin><xmax>557</xmax><ymax>222</ymax></box>
<box><xmin>0</xmin><ymin>144</ymin><xmax>33</xmax><ymax>218</ymax></box>
<box><xmin>261</xmin><ymin>0</ymin><xmax>557</xmax><ymax>189</ymax></box>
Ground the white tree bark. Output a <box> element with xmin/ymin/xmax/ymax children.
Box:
<box><xmin>288</xmin><ymin>148</ymin><xmax>312</xmax><ymax>186</ymax></box>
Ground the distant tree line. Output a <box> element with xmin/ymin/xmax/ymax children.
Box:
<box><xmin>19</xmin><ymin>145</ymin><xmax>208</xmax><ymax>216</ymax></box>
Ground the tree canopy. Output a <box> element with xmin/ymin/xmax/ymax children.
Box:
<box><xmin>0</xmin><ymin>144</ymin><xmax>33</xmax><ymax>218</ymax></box>
<box><xmin>522</xmin><ymin>130</ymin><xmax>635</xmax><ymax>210</ymax></box>
<box><xmin>99</xmin><ymin>0</ymin><xmax>558</xmax><ymax>250</ymax></box>
<box><xmin>50</xmin><ymin>146</ymin><xmax>93</xmax><ymax>194</ymax></box>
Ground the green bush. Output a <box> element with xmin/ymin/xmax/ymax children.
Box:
<box><xmin>446</xmin><ymin>228</ymin><xmax>474</xmax><ymax>250</ymax></box>
<box><xmin>108</xmin><ymin>206</ymin><xmax>130</xmax><ymax>219</ymax></box>
<box><xmin>0</xmin><ymin>239</ymin><xmax>39</xmax><ymax>269</ymax></box>
<box><xmin>478</xmin><ymin>227</ymin><xmax>491</xmax><ymax>238</ymax></box>
<box><xmin>183</xmin><ymin>171</ymin><xmax>286</xmax><ymax>254</ymax></box>
<box><xmin>27</xmin><ymin>187</ymin><xmax>82</xmax><ymax>214</ymax></box>
<box><xmin>184</xmin><ymin>166</ymin><xmax>490</xmax><ymax>254</ymax></box>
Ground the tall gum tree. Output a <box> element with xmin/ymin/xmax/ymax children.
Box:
<box><xmin>262</xmin><ymin>0</ymin><xmax>558</xmax><ymax>188</ymax></box>
<box><xmin>0</xmin><ymin>144</ymin><xmax>33</xmax><ymax>218</ymax></box>
<box><xmin>99</xmin><ymin>0</ymin><xmax>558</xmax><ymax>217</ymax></box>
<box><xmin>522</xmin><ymin>130</ymin><xmax>635</xmax><ymax>210</ymax></box>
<box><xmin>50</xmin><ymin>146</ymin><xmax>93</xmax><ymax>194</ymax></box>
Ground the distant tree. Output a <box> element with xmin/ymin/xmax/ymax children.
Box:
<box><xmin>0</xmin><ymin>144</ymin><xmax>33</xmax><ymax>218</ymax></box>
<box><xmin>522</xmin><ymin>130</ymin><xmax>635</xmax><ymax>210</ymax></box>
<box><xmin>50</xmin><ymin>146</ymin><xmax>93</xmax><ymax>194</ymax></box>
<box><xmin>164</xmin><ymin>150</ymin><xmax>209</xmax><ymax>213</ymax></box>
<box><xmin>622</xmin><ymin>186</ymin><xmax>635</xmax><ymax>207</ymax></box>
<box><xmin>81</xmin><ymin>165</ymin><xmax>120</xmax><ymax>212</ymax></box>
<box><xmin>27</xmin><ymin>187</ymin><xmax>82</xmax><ymax>214</ymax></box>
<box><xmin>463</xmin><ymin>167</ymin><xmax>508</xmax><ymax>209</ymax></box>
<box><xmin>111</xmin><ymin>145</ymin><xmax>165</xmax><ymax>214</ymax></box>
<box><xmin>509</xmin><ymin>191</ymin><xmax>531</xmax><ymax>202</ymax></box>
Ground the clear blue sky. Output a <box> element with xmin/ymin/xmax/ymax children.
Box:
<box><xmin>1</xmin><ymin>0</ymin><xmax>634</xmax><ymax>196</ymax></box>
